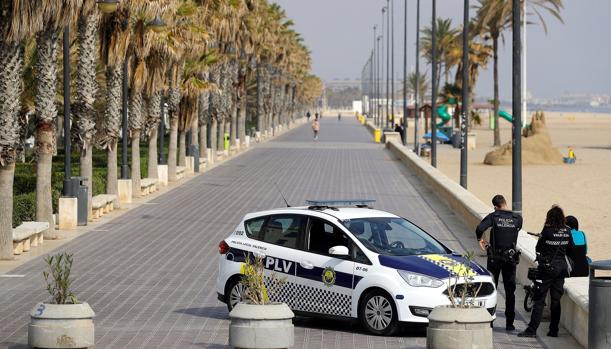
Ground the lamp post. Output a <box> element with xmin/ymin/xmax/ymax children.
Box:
<box><xmin>414</xmin><ymin>0</ymin><xmax>420</xmax><ymax>154</ymax></box>
<box><xmin>386</xmin><ymin>0</ymin><xmax>390</xmax><ymax>129</ymax></box>
<box><xmin>381</xmin><ymin>7</ymin><xmax>386</xmax><ymax>128</ymax></box>
<box><xmin>430</xmin><ymin>0</ymin><xmax>438</xmax><ymax>167</ymax></box>
<box><xmin>120</xmin><ymin>59</ymin><xmax>129</xmax><ymax>179</ymax></box>
<box><xmin>62</xmin><ymin>26</ymin><xmax>73</xmax><ymax>197</ymax></box>
<box><xmin>391</xmin><ymin>0</ymin><xmax>395</xmax><ymax>131</ymax></box>
<box><xmin>402</xmin><ymin>0</ymin><xmax>408</xmax><ymax>145</ymax></box>
<box><xmin>377</xmin><ymin>35</ymin><xmax>382</xmax><ymax>128</ymax></box>
<box><xmin>459</xmin><ymin>0</ymin><xmax>469</xmax><ymax>189</ymax></box>
<box><xmin>373</xmin><ymin>25</ymin><xmax>377</xmax><ymax>125</ymax></box>
<box><xmin>512</xmin><ymin>0</ymin><xmax>522</xmax><ymax>214</ymax></box>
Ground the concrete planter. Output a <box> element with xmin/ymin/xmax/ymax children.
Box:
<box><xmin>426</xmin><ymin>305</ymin><xmax>492</xmax><ymax>349</ymax></box>
<box><xmin>28</xmin><ymin>302</ymin><xmax>95</xmax><ymax>348</ymax></box>
<box><xmin>229</xmin><ymin>303</ymin><xmax>294</xmax><ymax>349</ymax></box>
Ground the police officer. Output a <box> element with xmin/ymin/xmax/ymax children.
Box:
<box><xmin>475</xmin><ymin>194</ymin><xmax>522</xmax><ymax>331</ymax></box>
<box><xmin>518</xmin><ymin>205</ymin><xmax>574</xmax><ymax>338</ymax></box>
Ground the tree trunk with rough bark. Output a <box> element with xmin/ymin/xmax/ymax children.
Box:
<box><xmin>178</xmin><ymin>130</ymin><xmax>186</xmax><ymax>167</ymax></box>
<box><xmin>493</xmin><ymin>35</ymin><xmax>500</xmax><ymax>147</ymax></box>
<box><xmin>107</xmin><ymin>141</ymin><xmax>118</xmax><ymax>207</ymax></box>
<box><xmin>34</xmin><ymin>29</ymin><xmax>59</xmax><ymax>237</ymax></box>
<box><xmin>0</xmin><ymin>163</ymin><xmax>15</xmax><ymax>259</ymax></box>
<box><xmin>131</xmin><ymin>130</ymin><xmax>141</xmax><ymax>198</ymax></box>
<box><xmin>0</xmin><ymin>40</ymin><xmax>23</xmax><ymax>259</ymax></box>
<box><xmin>230</xmin><ymin>106</ymin><xmax>237</xmax><ymax>147</ymax></box>
<box><xmin>210</xmin><ymin>118</ymin><xmax>217</xmax><ymax>156</ymax></box>
<box><xmin>168</xmin><ymin>117</ymin><xmax>178</xmax><ymax>181</ymax></box>
<box><xmin>147</xmin><ymin>127</ymin><xmax>158</xmax><ymax>179</ymax></box>
<box><xmin>74</xmin><ymin>10</ymin><xmax>99</xmax><ymax>217</ymax></box>
<box><xmin>191</xmin><ymin>119</ymin><xmax>198</xmax><ymax>150</ymax></box>
<box><xmin>199</xmin><ymin>123</ymin><xmax>207</xmax><ymax>158</ymax></box>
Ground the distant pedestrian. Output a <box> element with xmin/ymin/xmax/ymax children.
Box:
<box><xmin>306</xmin><ymin>111</ymin><xmax>311</xmax><ymax>121</ymax></box>
<box><xmin>338</xmin><ymin>113</ymin><xmax>342</xmax><ymax>121</ymax></box>
<box><xmin>312</xmin><ymin>118</ymin><xmax>320</xmax><ymax>140</ymax></box>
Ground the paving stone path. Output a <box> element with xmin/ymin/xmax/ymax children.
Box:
<box><xmin>0</xmin><ymin>117</ymin><xmax>556</xmax><ymax>348</ymax></box>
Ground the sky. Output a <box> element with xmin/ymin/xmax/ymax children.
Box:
<box><xmin>271</xmin><ymin>0</ymin><xmax>611</xmax><ymax>100</ymax></box>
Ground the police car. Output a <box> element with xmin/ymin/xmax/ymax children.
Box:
<box><xmin>216</xmin><ymin>200</ymin><xmax>497</xmax><ymax>335</ymax></box>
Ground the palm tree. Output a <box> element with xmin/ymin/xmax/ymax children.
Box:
<box><xmin>74</xmin><ymin>2</ymin><xmax>99</xmax><ymax>217</ymax></box>
<box><xmin>98</xmin><ymin>5</ymin><xmax>131</xmax><ymax>206</ymax></box>
<box><xmin>475</xmin><ymin>0</ymin><xmax>563</xmax><ymax>146</ymax></box>
<box><xmin>0</xmin><ymin>1</ymin><xmax>44</xmax><ymax>259</ymax></box>
<box><xmin>420</xmin><ymin>18</ymin><xmax>461</xmax><ymax>97</ymax></box>
<box><xmin>34</xmin><ymin>0</ymin><xmax>82</xmax><ymax>238</ymax></box>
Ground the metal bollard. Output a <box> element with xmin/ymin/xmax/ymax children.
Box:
<box><xmin>589</xmin><ymin>260</ymin><xmax>611</xmax><ymax>349</ymax></box>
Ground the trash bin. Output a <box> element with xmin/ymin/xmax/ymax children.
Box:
<box><xmin>451</xmin><ymin>132</ymin><xmax>461</xmax><ymax>148</ymax></box>
<box><xmin>67</xmin><ymin>176</ymin><xmax>88</xmax><ymax>226</ymax></box>
<box><xmin>224</xmin><ymin>133</ymin><xmax>230</xmax><ymax>151</ymax></box>
<box><xmin>189</xmin><ymin>144</ymin><xmax>200</xmax><ymax>173</ymax></box>
<box><xmin>374</xmin><ymin>129</ymin><xmax>381</xmax><ymax>143</ymax></box>
<box><xmin>589</xmin><ymin>260</ymin><xmax>611</xmax><ymax>349</ymax></box>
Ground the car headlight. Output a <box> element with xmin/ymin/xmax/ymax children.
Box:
<box><xmin>398</xmin><ymin>270</ymin><xmax>444</xmax><ymax>288</ymax></box>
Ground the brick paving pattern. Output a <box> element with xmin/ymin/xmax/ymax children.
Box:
<box><xmin>0</xmin><ymin>117</ymin><xmax>548</xmax><ymax>348</ymax></box>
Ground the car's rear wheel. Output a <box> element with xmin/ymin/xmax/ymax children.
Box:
<box><xmin>226</xmin><ymin>277</ymin><xmax>246</xmax><ymax>312</ymax></box>
<box><xmin>359</xmin><ymin>289</ymin><xmax>398</xmax><ymax>335</ymax></box>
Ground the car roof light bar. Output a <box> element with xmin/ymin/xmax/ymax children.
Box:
<box><xmin>305</xmin><ymin>199</ymin><xmax>376</xmax><ymax>208</ymax></box>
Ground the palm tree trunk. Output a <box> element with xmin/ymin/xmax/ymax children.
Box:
<box><xmin>168</xmin><ymin>117</ymin><xmax>178</xmax><ymax>181</ymax></box>
<box><xmin>209</xmin><ymin>117</ymin><xmax>217</xmax><ymax>157</ymax></box>
<box><xmin>238</xmin><ymin>104</ymin><xmax>246</xmax><ymax>145</ymax></box>
<box><xmin>191</xmin><ymin>119</ymin><xmax>198</xmax><ymax>151</ymax></box>
<box><xmin>147</xmin><ymin>127</ymin><xmax>158</xmax><ymax>179</ymax></box>
<box><xmin>79</xmin><ymin>144</ymin><xmax>92</xmax><ymax>218</ymax></box>
<box><xmin>178</xmin><ymin>130</ymin><xmax>186</xmax><ymax>167</ymax></box>
<box><xmin>107</xmin><ymin>141</ymin><xmax>118</xmax><ymax>207</ymax></box>
<box><xmin>131</xmin><ymin>130</ymin><xmax>141</xmax><ymax>198</ymax></box>
<box><xmin>75</xmin><ymin>10</ymin><xmax>99</xmax><ymax>216</ymax></box>
<box><xmin>34</xmin><ymin>29</ymin><xmax>59</xmax><ymax>237</ymax></box>
<box><xmin>0</xmin><ymin>41</ymin><xmax>23</xmax><ymax>259</ymax></box>
<box><xmin>199</xmin><ymin>123</ymin><xmax>207</xmax><ymax>158</ymax></box>
<box><xmin>230</xmin><ymin>106</ymin><xmax>237</xmax><ymax>147</ymax></box>
<box><xmin>0</xmin><ymin>163</ymin><xmax>15</xmax><ymax>259</ymax></box>
<box><xmin>217</xmin><ymin>118</ymin><xmax>225</xmax><ymax>151</ymax></box>
<box><xmin>493</xmin><ymin>35</ymin><xmax>500</xmax><ymax>146</ymax></box>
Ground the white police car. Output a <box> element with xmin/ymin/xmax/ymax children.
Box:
<box><xmin>216</xmin><ymin>200</ymin><xmax>497</xmax><ymax>335</ymax></box>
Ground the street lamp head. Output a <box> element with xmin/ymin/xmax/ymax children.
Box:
<box><xmin>96</xmin><ymin>0</ymin><xmax>119</xmax><ymax>14</ymax></box>
<box><xmin>148</xmin><ymin>15</ymin><xmax>166</xmax><ymax>33</ymax></box>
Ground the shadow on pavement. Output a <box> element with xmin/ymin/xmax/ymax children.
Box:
<box><xmin>175</xmin><ymin>306</ymin><xmax>229</xmax><ymax>320</ymax></box>
<box><xmin>294</xmin><ymin>316</ymin><xmax>427</xmax><ymax>338</ymax></box>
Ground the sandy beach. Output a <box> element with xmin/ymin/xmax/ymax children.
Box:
<box><xmin>433</xmin><ymin>111</ymin><xmax>611</xmax><ymax>261</ymax></box>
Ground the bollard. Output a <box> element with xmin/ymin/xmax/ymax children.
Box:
<box><xmin>588</xmin><ymin>260</ymin><xmax>611</xmax><ymax>349</ymax></box>
<box><xmin>374</xmin><ymin>129</ymin><xmax>381</xmax><ymax>143</ymax></box>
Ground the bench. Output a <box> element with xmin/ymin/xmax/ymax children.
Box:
<box><xmin>91</xmin><ymin>194</ymin><xmax>117</xmax><ymax>219</ymax></box>
<box><xmin>140</xmin><ymin>178</ymin><xmax>158</xmax><ymax>195</ymax></box>
<box><xmin>13</xmin><ymin>221</ymin><xmax>49</xmax><ymax>255</ymax></box>
<box><xmin>176</xmin><ymin>166</ymin><xmax>185</xmax><ymax>180</ymax></box>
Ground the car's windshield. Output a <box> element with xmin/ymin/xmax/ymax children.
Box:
<box><xmin>342</xmin><ymin>217</ymin><xmax>449</xmax><ymax>256</ymax></box>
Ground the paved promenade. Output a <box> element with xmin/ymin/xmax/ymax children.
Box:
<box><xmin>0</xmin><ymin>117</ymin><xmax>574</xmax><ymax>348</ymax></box>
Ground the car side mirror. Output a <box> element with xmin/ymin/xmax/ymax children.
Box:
<box><xmin>329</xmin><ymin>245</ymin><xmax>349</xmax><ymax>257</ymax></box>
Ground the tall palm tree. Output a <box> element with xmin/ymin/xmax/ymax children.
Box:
<box><xmin>420</xmin><ymin>18</ymin><xmax>460</xmax><ymax>99</ymax></box>
<box><xmin>0</xmin><ymin>1</ymin><xmax>43</xmax><ymax>259</ymax></box>
<box><xmin>74</xmin><ymin>2</ymin><xmax>99</xmax><ymax>217</ymax></box>
<box><xmin>98</xmin><ymin>5</ymin><xmax>131</xmax><ymax>206</ymax></box>
<box><xmin>34</xmin><ymin>0</ymin><xmax>82</xmax><ymax>238</ymax></box>
<box><xmin>475</xmin><ymin>0</ymin><xmax>563</xmax><ymax>146</ymax></box>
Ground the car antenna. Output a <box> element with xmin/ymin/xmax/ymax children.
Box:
<box><xmin>273</xmin><ymin>181</ymin><xmax>291</xmax><ymax>207</ymax></box>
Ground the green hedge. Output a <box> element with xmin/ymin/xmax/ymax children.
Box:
<box><xmin>13</xmin><ymin>192</ymin><xmax>36</xmax><ymax>227</ymax></box>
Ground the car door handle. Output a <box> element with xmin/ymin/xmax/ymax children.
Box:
<box><xmin>300</xmin><ymin>261</ymin><xmax>314</xmax><ymax>270</ymax></box>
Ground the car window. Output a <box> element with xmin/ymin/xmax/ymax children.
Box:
<box><xmin>260</xmin><ymin>214</ymin><xmax>305</xmax><ymax>249</ymax></box>
<box><xmin>308</xmin><ymin>217</ymin><xmax>351</xmax><ymax>256</ymax></box>
<box><xmin>244</xmin><ymin>217</ymin><xmax>267</xmax><ymax>239</ymax></box>
<box><xmin>343</xmin><ymin>217</ymin><xmax>448</xmax><ymax>256</ymax></box>
<box><xmin>351</xmin><ymin>241</ymin><xmax>372</xmax><ymax>265</ymax></box>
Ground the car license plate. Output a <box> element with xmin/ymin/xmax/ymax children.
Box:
<box><xmin>459</xmin><ymin>298</ymin><xmax>486</xmax><ymax>307</ymax></box>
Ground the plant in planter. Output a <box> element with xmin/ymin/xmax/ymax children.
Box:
<box><xmin>28</xmin><ymin>252</ymin><xmax>95</xmax><ymax>349</ymax></box>
<box><xmin>229</xmin><ymin>254</ymin><xmax>295</xmax><ymax>349</ymax></box>
<box><xmin>426</xmin><ymin>252</ymin><xmax>493</xmax><ymax>349</ymax></box>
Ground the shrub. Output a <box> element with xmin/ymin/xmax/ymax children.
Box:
<box><xmin>43</xmin><ymin>252</ymin><xmax>78</xmax><ymax>304</ymax></box>
<box><xmin>13</xmin><ymin>192</ymin><xmax>36</xmax><ymax>227</ymax></box>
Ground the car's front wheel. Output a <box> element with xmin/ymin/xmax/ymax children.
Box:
<box><xmin>359</xmin><ymin>289</ymin><xmax>398</xmax><ymax>335</ymax></box>
<box><xmin>225</xmin><ymin>277</ymin><xmax>246</xmax><ymax>312</ymax></box>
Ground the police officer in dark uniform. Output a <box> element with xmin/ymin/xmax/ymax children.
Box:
<box><xmin>518</xmin><ymin>205</ymin><xmax>574</xmax><ymax>338</ymax></box>
<box><xmin>475</xmin><ymin>194</ymin><xmax>522</xmax><ymax>331</ymax></box>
